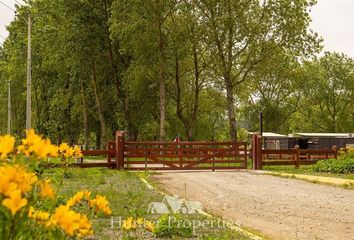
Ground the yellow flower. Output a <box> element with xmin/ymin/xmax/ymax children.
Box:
<box><xmin>0</xmin><ymin>135</ymin><xmax>15</xmax><ymax>159</ymax></box>
<box><xmin>76</xmin><ymin>214</ymin><xmax>93</xmax><ymax>237</ymax></box>
<box><xmin>18</xmin><ymin>129</ymin><xmax>58</xmax><ymax>159</ymax></box>
<box><xmin>52</xmin><ymin>205</ymin><xmax>92</xmax><ymax>237</ymax></box>
<box><xmin>136</xmin><ymin>218</ymin><xmax>144</xmax><ymax>225</ymax></box>
<box><xmin>89</xmin><ymin>194</ymin><xmax>112</xmax><ymax>215</ymax></box>
<box><xmin>103</xmin><ymin>206</ymin><xmax>112</xmax><ymax>215</ymax></box>
<box><xmin>122</xmin><ymin>217</ymin><xmax>135</xmax><ymax>231</ymax></box>
<box><xmin>28</xmin><ymin>206</ymin><xmax>35</xmax><ymax>218</ymax></box>
<box><xmin>39</xmin><ymin>179</ymin><xmax>55</xmax><ymax>199</ymax></box>
<box><xmin>73</xmin><ymin>145</ymin><xmax>83</xmax><ymax>158</ymax></box>
<box><xmin>145</xmin><ymin>220</ymin><xmax>155</xmax><ymax>232</ymax></box>
<box><xmin>66</xmin><ymin>190</ymin><xmax>89</xmax><ymax>207</ymax></box>
<box><xmin>0</xmin><ymin>165</ymin><xmax>38</xmax><ymax>196</ymax></box>
<box><xmin>83</xmin><ymin>190</ymin><xmax>91</xmax><ymax>200</ymax></box>
<box><xmin>18</xmin><ymin>129</ymin><xmax>42</xmax><ymax>157</ymax></box>
<box><xmin>52</xmin><ymin>205</ymin><xmax>77</xmax><ymax>236</ymax></box>
<box><xmin>36</xmin><ymin>210</ymin><xmax>50</xmax><ymax>221</ymax></box>
<box><xmin>66</xmin><ymin>198</ymin><xmax>76</xmax><ymax>208</ymax></box>
<box><xmin>59</xmin><ymin>143</ymin><xmax>69</xmax><ymax>153</ymax></box>
<box><xmin>28</xmin><ymin>206</ymin><xmax>50</xmax><ymax>223</ymax></box>
<box><xmin>2</xmin><ymin>190</ymin><xmax>27</xmax><ymax>215</ymax></box>
<box><xmin>32</xmin><ymin>139</ymin><xmax>59</xmax><ymax>159</ymax></box>
<box><xmin>0</xmin><ymin>175</ymin><xmax>17</xmax><ymax>196</ymax></box>
<box><xmin>58</xmin><ymin>143</ymin><xmax>77</xmax><ymax>158</ymax></box>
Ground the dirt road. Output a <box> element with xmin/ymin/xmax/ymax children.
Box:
<box><xmin>153</xmin><ymin>171</ymin><xmax>354</xmax><ymax>240</ymax></box>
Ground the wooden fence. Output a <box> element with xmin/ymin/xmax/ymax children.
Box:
<box><xmin>70</xmin><ymin>132</ymin><xmax>337</xmax><ymax>170</ymax></box>
<box><xmin>252</xmin><ymin>134</ymin><xmax>338</xmax><ymax>170</ymax></box>
<box><xmin>76</xmin><ymin>131</ymin><xmax>248</xmax><ymax>171</ymax></box>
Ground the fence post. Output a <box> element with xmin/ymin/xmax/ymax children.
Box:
<box><xmin>115</xmin><ymin>131</ymin><xmax>124</xmax><ymax>169</ymax></box>
<box><xmin>332</xmin><ymin>145</ymin><xmax>338</xmax><ymax>159</ymax></box>
<box><xmin>252</xmin><ymin>134</ymin><xmax>262</xmax><ymax>170</ymax></box>
<box><xmin>252</xmin><ymin>134</ymin><xmax>257</xmax><ymax>170</ymax></box>
<box><xmin>80</xmin><ymin>145</ymin><xmax>84</xmax><ymax>164</ymax></box>
<box><xmin>107</xmin><ymin>142</ymin><xmax>111</xmax><ymax>163</ymax></box>
<box><xmin>244</xmin><ymin>142</ymin><xmax>247</xmax><ymax>168</ymax></box>
<box><xmin>145</xmin><ymin>145</ymin><xmax>148</xmax><ymax>172</ymax></box>
<box><xmin>257</xmin><ymin>135</ymin><xmax>263</xmax><ymax>170</ymax></box>
<box><xmin>295</xmin><ymin>145</ymin><xmax>300</xmax><ymax>168</ymax></box>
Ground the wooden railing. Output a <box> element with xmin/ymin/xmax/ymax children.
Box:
<box><xmin>58</xmin><ymin>132</ymin><xmax>339</xmax><ymax>171</ymax></box>
<box><xmin>75</xmin><ymin>131</ymin><xmax>248</xmax><ymax>171</ymax></box>
<box><xmin>123</xmin><ymin>141</ymin><xmax>248</xmax><ymax>170</ymax></box>
<box><xmin>251</xmin><ymin>133</ymin><xmax>338</xmax><ymax>169</ymax></box>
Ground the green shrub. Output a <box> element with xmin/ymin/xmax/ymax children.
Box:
<box><xmin>312</xmin><ymin>157</ymin><xmax>354</xmax><ymax>174</ymax></box>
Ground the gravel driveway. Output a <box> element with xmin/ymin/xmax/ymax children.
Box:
<box><xmin>152</xmin><ymin>170</ymin><xmax>354</xmax><ymax>240</ymax></box>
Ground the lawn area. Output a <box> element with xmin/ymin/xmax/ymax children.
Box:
<box><xmin>262</xmin><ymin>165</ymin><xmax>354</xmax><ymax>180</ymax></box>
<box><xmin>44</xmin><ymin>167</ymin><xmax>255</xmax><ymax>240</ymax></box>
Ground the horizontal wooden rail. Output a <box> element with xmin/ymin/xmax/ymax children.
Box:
<box><xmin>260</xmin><ymin>145</ymin><xmax>337</xmax><ymax>168</ymax></box>
<box><xmin>43</xmin><ymin>162</ymin><xmax>116</xmax><ymax>168</ymax></box>
<box><xmin>124</xmin><ymin>166</ymin><xmax>246</xmax><ymax>171</ymax></box>
<box><xmin>125</xmin><ymin>141</ymin><xmax>247</xmax><ymax>146</ymax></box>
<box><xmin>81</xmin><ymin>150</ymin><xmax>115</xmax><ymax>156</ymax></box>
<box><xmin>125</xmin><ymin>153</ymin><xmax>248</xmax><ymax>158</ymax></box>
<box><xmin>262</xmin><ymin>149</ymin><xmax>296</xmax><ymax>154</ymax></box>
<box><xmin>124</xmin><ymin>160</ymin><xmax>246</xmax><ymax>164</ymax></box>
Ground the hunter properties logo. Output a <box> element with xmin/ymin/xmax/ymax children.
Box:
<box><xmin>147</xmin><ymin>196</ymin><xmax>203</xmax><ymax>215</ymax></box>
<box><xmin>110</xmin><ymin>196</ymin><xmax>242</xmax><ymax>232</ymax></box>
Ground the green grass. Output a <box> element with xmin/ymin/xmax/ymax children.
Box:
<box><xmin>43</xmin><ymin>167</ymin><xmax>255</xmax><ymax>239</ymax></box>
<box><xmin>263</xmin><ymin>165</ymin><xmax>354</xmax><ymax>180</ymax></box>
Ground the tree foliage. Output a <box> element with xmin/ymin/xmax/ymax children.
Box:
<box><xmin>0</xmin><ymin>0</ymin><xmax>352</xmax><ymax>146</ymax></box>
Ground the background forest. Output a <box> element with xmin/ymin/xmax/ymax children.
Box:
<box><xmin>0</xmin><ymin>0</ymin><xmax>353</xmax><ymax>148</ymax></box>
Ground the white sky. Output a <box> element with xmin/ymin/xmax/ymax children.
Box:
<box><xmin>1</xmin><ymin>0</ymin><xmax>354</xmax><ymax>58</ymax></box>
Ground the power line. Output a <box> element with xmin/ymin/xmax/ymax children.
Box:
<box><xmin>0</xmin><ymin>0</ymin><xmax>16</xmax><ymax>12</ymax></box>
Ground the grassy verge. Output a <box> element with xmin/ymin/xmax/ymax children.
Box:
<box><xmin>262</xmin><ymin>165</ymin><xmax>354</xmax><ymax>180</ymax></box>
<box><xmin>43</xmin><ymin>168</ymin><xmax>256</xmax><ymax>239</ymax></box>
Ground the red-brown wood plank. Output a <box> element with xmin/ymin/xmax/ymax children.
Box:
<box><xmin>123</xmin><ymin>160</ymin><xmax>246</xmax><ymax>164</ymax></box>
<box><xmin>82</xmin><ymin>150</ymin><xmax>115</xmax><ymax>155</ymax></box>
<box><xmin>124</xmin><ymin>166</ymin><xmax>246</xmax><ymax>171</ymax></box>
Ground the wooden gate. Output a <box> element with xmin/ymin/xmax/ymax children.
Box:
<box><xmin>123</xmin><ymin>141</ymin><xmax>248</xmax><ymax>171</ymax></box>
<box><xmin>77</xmin><ymin>131</ymin><xmax>247</xmax><ymax>170</ymax></box>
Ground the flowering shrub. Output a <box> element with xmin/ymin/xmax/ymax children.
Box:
<box><xmin>0</xmin><ymin>129</ymin><xmax>111</xmax><ymax>239</ymax></box>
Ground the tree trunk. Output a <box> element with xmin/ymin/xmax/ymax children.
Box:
<box><xmin>159</xmin><ymin>76</ymin><xmax>166</xmax><ymax>141</ymax></box>
<box><xmin>95</xmin><ymin>125</ymin><xmax>101</xmax><ymax>149</ymax></box>
<box><xmin>225</xmin><ymin>75</ymin><xmax>237</xmax><ymax>141</ymax></box>
<box><xmin>158</xmin><ymin>19</ymin><xmax>166</xmax><ymax>141</ymax></box>
<box><xmin>174</xmin><ymin>43</ymin><xmax>201</xmax><ymax>141</ymax></box>
<box><xmin>190</xmin><ymin>44</ymin><xmax>200</xmax><ymax>140</ymax></box>
<box><xmin>80</xmin><ymin>79</ymin><xmax>89</xmax><ymax>149</ymax></box>
<box><xmin>91</xmin><ymin>61</ymin><xmax>107</xmax><ymax>149</ymax></box>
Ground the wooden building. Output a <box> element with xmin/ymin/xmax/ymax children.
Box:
<box><xmin>249</xmin><ymin>132</ymin><xmax>354</xmax><ymax>150</ymax></box>
<box><xmin>288</xmin><ymin>133</ymin><xmax>354</xmax><ymax>149</ymax></box>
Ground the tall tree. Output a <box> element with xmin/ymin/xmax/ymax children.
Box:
<box><xmin>243</xmin><ymin>50</ymin><xmax>302</xmax><ymax>133</ymax></box>
<box><xmin>194</xmin><ymin>0</ymin><xmax>320</xmax><ymax>140</ymax></box>
<box><xmin>301</xmin><ymin>52</ymin><xmax>354</xmax><ymax>132</ymax></box>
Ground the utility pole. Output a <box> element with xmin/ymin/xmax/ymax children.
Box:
<box><xmin>26</xmin><ymin>14</ymin><xmax>32</xmax><ymax>130</ymax></box>
<box><xmin>7</xmin><ymin>82</ymin><xmax>11</xmax><ymax>135</ymax></box>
